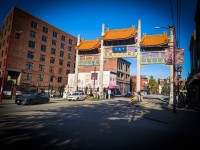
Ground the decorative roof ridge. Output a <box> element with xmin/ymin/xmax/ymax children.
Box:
<box><xmin>76</xmin><ymin>38</ymin><xmax>101</xmax><ymax>51</ymax></box>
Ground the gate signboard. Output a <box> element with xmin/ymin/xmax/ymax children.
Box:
<box><xmin>140</xmin><ymin>51</ymin><xmax>165</xmax><ymax>65</ymax></box>
<box><xmin>104</xmin><ymin>45</ymin><xmax>137</xmax><ymax>58</ymax></box>
<box><xmin>78</xmin><ymin>54</ymin><xmax>100</xmax><ymax>66</ymax></box>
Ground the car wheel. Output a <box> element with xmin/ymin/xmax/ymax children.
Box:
<box><xmin>76</xmin><ymin>97</ymin><xmax>79</xmax><ymax>101</ymax></box>
<box><xmin>29</xmin><ymin>100</ymin><xmax>33</xmax><ymax>105</ymax></box>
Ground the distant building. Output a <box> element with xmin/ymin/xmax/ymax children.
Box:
<box><xmin>130</xmin><ymin>75</ymin><xmax>148</xmax><ymax>94</ymax></box>
<box><xmin>66</xmin><ymin>71</ymin><xmax>118</xmax><ymax>93</ymax></box>
<box><xmin>0</xmin><ymin>7</ymin><xmax>77</xmax><ymax>92</ymax></box>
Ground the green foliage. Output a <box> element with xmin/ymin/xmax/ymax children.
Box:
<box><xmin>148</xmin><ymin>75</ymin><xmax>159</xmax><ymax>93</ymax></box>
<box><xmin>162</xmin><ymin>79</ymin><xmax>170</xmax><ymax>94</ymax></box>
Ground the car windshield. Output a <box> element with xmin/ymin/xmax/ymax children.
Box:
<box><xmin>72</xmin><ymin>93</ymin><xmax>79</xmax><ymax>95</ymax></box>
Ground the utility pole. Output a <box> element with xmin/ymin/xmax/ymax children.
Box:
<box><xmin>136</xmin><ymin>19</ymin><xmax>141</xmax><ymax>97</ymax></box>
<box><xmin>74</xmin><ymin>34</ymin><xmax>81</xmax><ymax>92</ymax></box>
<box><xmin>169</xmin><ymin>26</ymin><xmax>175</xmax><ymax>105</ymax></box>
<box><xmin>99</xmin><ymin>24</ymin><xmax>105</xmax><ymax>99</ymax></box>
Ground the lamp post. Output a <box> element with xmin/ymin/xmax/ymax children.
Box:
<box><xmin>176</xmin><ymin>66</ymin><xmax>183</xmax><ymax>102</ymax></box>
<box><xmin>0</xmin><ymin>31</ymin><xmax>23</xmax><ymax>102</ymax></box>
<box><xmin>154</xmin><ymin>26</ymin><xmax>175</xmax><ymax>106</ymax></box>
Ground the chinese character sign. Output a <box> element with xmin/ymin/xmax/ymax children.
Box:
<box><xmin>112</xmin><ymin>46</ymin><xmax>126</xmax><ymax>53</ymax></box>
<box><xmin>104</xmin><ymin>45</ymin><xmax>136</xmax><ymax>58</ymax></box>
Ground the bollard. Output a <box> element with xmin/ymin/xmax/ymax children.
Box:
<box><xmin>131</xmin><ymin>96</ymin><xmax>134</xmax><ymax>106</ymax></box>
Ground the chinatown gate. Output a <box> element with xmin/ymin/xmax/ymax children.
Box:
<box><xmin>72</xmin><ymin>19</ymin><xmax>184</xmax><ymax>104</ymax></box>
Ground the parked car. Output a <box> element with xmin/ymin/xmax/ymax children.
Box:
<box><xmin>67</xmin><ymin>92</ymin><xmax>86</xmax><ymax>101</ymax></box>
<box><xmin>124</xmin><ymin>92</ymin><xmax>133</xmax><ymax>97</ymax></box>
<box><xmin>15</xmin><ymin>92</ymin><xmax>50</xmax><ymax>105</ymax></box>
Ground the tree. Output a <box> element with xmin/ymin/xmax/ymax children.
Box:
<box><xmin>148</xmin><ymin>75</ymin><xmax>159</xmax><ymax>94</ymax></box>
<box><xmin>162</xmin><ymin>78</ymin><xmax>170</xmax><ymax>95</ymax></box>
<box><xmin>130</xmin><ymin>79</ymin><xmax>136</xmax><ymax>93</ymax></box>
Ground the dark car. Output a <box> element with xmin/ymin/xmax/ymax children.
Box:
<box><xmin>15</xmin><ymin>92</ymin><xmax>50</xmax><ymax>105</ymax></box>
<box><xmin>124</xmin><ymin>92</ymin><xmax>133</xmax><ymax>97</ymax></box>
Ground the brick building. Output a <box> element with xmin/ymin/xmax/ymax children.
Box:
<box><xmin>0</xmin><ymin>7</ymin><xmax>77</xmax><ymax>92</ymax></box>
<box><xmin>187</xmin><ymin>0</ymin><xmax>200</xmax><ymax>106</ymax></box>
<box><xmin>130</xmin><ymin>75</ymin><xmax>148</xmax><ymax>94</ymax></box>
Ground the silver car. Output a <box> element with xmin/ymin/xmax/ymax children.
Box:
<box><xmin>67</xmin><ymin>92</ymin><xmax>86</xmax><ymax>101</ymax></box>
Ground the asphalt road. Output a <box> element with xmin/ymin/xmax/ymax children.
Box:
<box><xmin>0</xmin><ymin>95</ymin><xmax>200</xmax><ymax>150</ymax></box>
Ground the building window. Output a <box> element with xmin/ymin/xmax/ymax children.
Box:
<box><xmin>42</xmin><ymin>35</ymin><xmax>47</xmax><ymax>42</ymax></box>
<box><xmin>61</xmin><ymin>43</ymin><xmax>65</xmax><ymax>49</ymax></box>
<box><xmin>59</xmin><ymin>59</ymin><xmax>63</xmax><ymax>65</ymax></box>
<box><xmin>53</xmin><ymin>31</ymin><xmax>58</xmax><ymax>38</ymax></box>
<box><xmin>40</xmin><ymin>55</ymin><xmax>46</xmax><ymax>62</ymax></box>
<box><xmin>26</xmin><ymin>62</ymin><xmax>33</xmax><ymax>69</ymax></box>
<box><xmin>43</xmin><ymin>27</ymin><xmax>48</xmax><ymax>33</ymax></box>
<box><xmin>41</xmin><ymin>44</ymin><xmax>46</xmax><ymax>52</ymax></box>
<box><xmin>69</xmin><ymin>39</ymin><xmax>73</xmax><ymax>45</ymax></box>
<box><xmin>52</xmin><ymin>40</ymin><xmax>57</xmax><ymax>46</ymax></box>
<box><xmin>61</xmin><ymin>35</ymin><xmax>66</xmax><ymax>41</ymax></box>
<box><xmin>68</xmin><ymin>46</ymin><xmax>72</xmax><ymax>51</ymax></box>
<box><xmin>57</xmin><ymin>77</ymin><xmax>62</xmax><ymax>83</ymax></box>
<box><xmin>27</xmin><ymin>51</ymin><xmax>34</xmax><ymax>59</ymax></box>
<box><xmin>31</xmin><ymin>21</ymin><xmax>38</xmax><ymax>29</ymax></box>
<box><xmin>39</xmin><ymin>64</ymin><xmax>44</xmax><ymax>71</ymax></box>
<box><xmin>49</xmin><ymin>66</ymin><xmax>54</xmax><ymax>73</ymax></box>
<box><xmin>49</xmin><ymin>75</ymin><xmax>53</xmax><ymax>82</ymax></box>
<box><xmin>24</xmin><ymin>73</ymin><xmax>32</xmax><ymax>80</ymax></box>
<box><xmin>29</xmin><ymin>41</ymin><xmax>36</xmax><ymax>48</ymax></box>
<box><xmin>1</xmin><ymin>50</ymin><xmax>4</xmax><ymax>57</ymax></box>
<box><xmin>67</xmin><ymin>62</ymin><xmax>71</xmax><ymax>67</ymax></box>
<box><xmin>30</xmin><ymin>31</ymin><xmax>37</xmax><ymax>38</ymax></box>
<box><xmin>66</xmin><ymin>70</ymin><xmax>70</xmax><ymax>75</ymax></box>
<box><xmin>37</xmin><ymin>74</ymin><xmax>44</xmax><ymax>81</ymax></box>
<box><xmin>51</xmin><ymin>48</ymin><xmax>56</xmax><ymax>55</ymax></box>
<box><xmin>68</xmin><ymin>54</ymin><xmax>72</xmax><ymax>59</ymax></box>
<box><xmin>58</xmin><ymin>68</ymin><xmax>62</xmax><ymax>74</ymax></box>
<box><xmin>60</xmin><ymin>51</ymin><xmax>64</xmax><ymax>57</ymax></box>
<box><xmin>50</xmin><ymin>57</ymin><xmax>55</xmax><ymax>64</ymax></box>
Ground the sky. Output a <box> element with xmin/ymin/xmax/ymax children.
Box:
<box><xmin>0</xmin><ymin>0</ymin><xmax>198</xmax><ymax>80</ymax></box>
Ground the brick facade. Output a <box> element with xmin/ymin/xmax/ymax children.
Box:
<box><xmin>0</xmin><ymin>7</ymin><xmax>77</xmax><ymax>91</ymax></box>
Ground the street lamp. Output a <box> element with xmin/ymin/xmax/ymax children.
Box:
<box><xmin>0</xmin><ymin>31</ymin><xmax>23</xmax><ymax>102</ymax></box>
<box><xmin>154</xmin><ymin>25</ymin><xmax>176</xmax><ymax>106</ymax></box>
<box><xmin>176</xmin><ymin>66</ymin><xmax>183</xmax><ymax>101</ymax></box>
